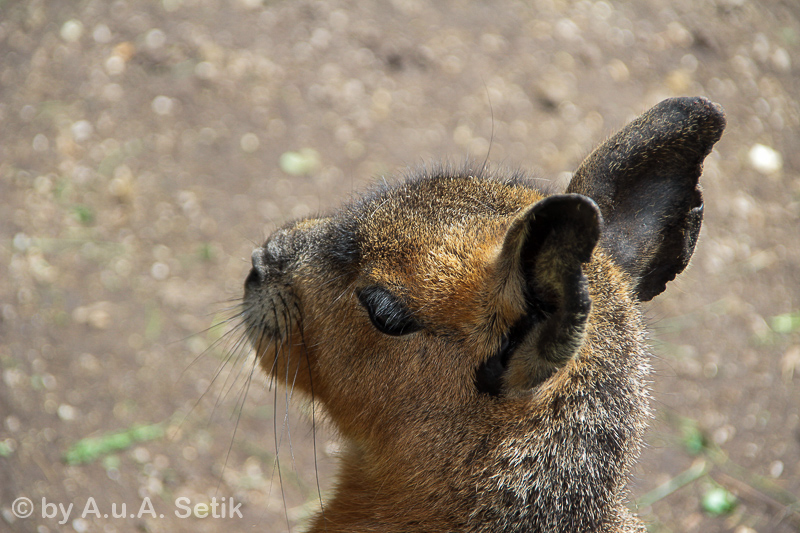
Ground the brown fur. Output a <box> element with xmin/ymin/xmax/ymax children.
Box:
<box><xmin>240</xmin><ymin>97</ymin><xmax>725</xmax><ymax>532</ymax></box>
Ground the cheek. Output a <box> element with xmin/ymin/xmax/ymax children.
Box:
<box><xmin>309</xmin><ymin>316</ymin><xmax>388</xmax><ymax>386</ymax></box>
<box><xmin>254</xmin><ymin>322</ymin><xmax>314</xmax><ymax>393</ymax></box>
<box><xmin>298</xmin><ymin>293</ymin><xmax>481</xmax><ymax>423</ymax></box>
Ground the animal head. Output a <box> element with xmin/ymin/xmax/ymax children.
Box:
<box><xmin>243</xmin><ymin>95</ymin><xmax>723</xmax><ymax>422</ymax></box>
<box><xmin>239</xmin><ymin>96</ymin><xmax>725</xmax><ymax>531</ymax></box>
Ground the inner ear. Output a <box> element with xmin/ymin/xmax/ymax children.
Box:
<box><xmin>566</xmin><ymin>96</ymin><xmax>726</xmax><ymax>301</ymax></box>
<box><xmin>477</xmin><ymin>194</ymin><xmax>601</xmax><ymax>394</ymax></box>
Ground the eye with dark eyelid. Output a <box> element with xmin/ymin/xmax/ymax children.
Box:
<box><xmin>357</xmin><ymin>286</ymin><xmax>422</xmax><ymax>337</ymax></box>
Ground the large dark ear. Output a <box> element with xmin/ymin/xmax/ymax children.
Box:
<box><xmin>483</xmin><ymin>195</ymin><xmax>601</xmax><ymax>393</ymax></box>
<box><xmin>566</xmin><ymin>97</ymin><xmax>726</xmax><ymax>301</ymax></box>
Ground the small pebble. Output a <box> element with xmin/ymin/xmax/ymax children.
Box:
<box><xmin>57</xmin><ymin>404</ymin><xmax>77</xmax><ymax>421</ymax></box>
<box><xmin>748</xmin><ymin>143</ymin><xmax>783</xmax><ymax>174</ymax></box>
<box><xmin>146</xmin><ymin>29</ymin><xmax>166</xmax><ymax>49</ymax></box>
<box><xmin>152</xmin><ymin>95</ymin><xmax>174</xmax><ymax>116</ymax></box>
<box><xmin>32</xmin><ymin>134</ymin><xmax>49</xmax><ymax>152</ymax></box>
<box><xmin>151</xmin><ymin>262</ymin><xmax>170</xmax><ymax>280</ymax></box>
<box><xmin>12</xmin><ymin>233</ymin><xmax>31</xmax><ymax>252</ymax></box>
<box><xmin>133</xmin><ymin>446</ymin><xmax>151</xmax><ymax>463</ymax></box>
<box><xmin>5</xmin><ymin>416</ymin><xmax>21</xmax><ymax>433</ymax></box>
<box><xmin>769</xmin><ymin>460</ymin><xmax>784</xmax><ymax>478</ymax></box>
<box><xmin>71</xmin><ymin>120</ymin><xmax>94</xmax><ymax>142</ymax></box>
<box><xmin>106</xmin><ymin>55</ymin><xmax>126</xmax><ymax>75</ymax></box>
<box><xmin>93</xmin><ymin>24</ymin><xmax>112</xmax><ymax>43</ymax></box>
<box><xmin>60</xmin><ymin>20</ymin><xmax>84</xmax><ymax>43</ymax></box>
<box><xmin>240</xmin><ymin>133</ymin><xmax>260</xmax><ymax>153</ymax></box>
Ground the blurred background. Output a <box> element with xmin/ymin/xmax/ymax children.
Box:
<box><xmin>1</xmin><ymin>0</ymin><xmax>798</xmax><ymax>531</ymax></box>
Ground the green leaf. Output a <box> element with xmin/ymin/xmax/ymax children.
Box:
<box><xmin>71</xmin><ymin>205</ymin><xmax>95</xmax><ymax>225</ymax></box>
<box><xmin>144</xmin><ymin>304</ymin><xmax>163</xmax><ymax>341</ymax></box>
<box><xmin>770</xmin><ymin>312</ymin><xmax>800</xmax><ymax>334</ymax></box>
<box><xmin>64</xmin><ymin>423</ymin><xmax>164</xmax><ymax>465</ymax></box>
<box><xmin>681</xmin><ymin>421</ymin><xmax>707</xmax><ymax>455</ymax></box>
<box><xmin>0</xmin><ymin>440</ymin><xmax>14</xmax><ymax>457</ymax></box>
<box><xmin>198</xmin><ymin>243</ymin><xmax>216</xmax><ymax>261</ymax></box>
<box><xmin>701</xmin><ymin>486</ymin><xmax>737</xmax><ymax>516</ymax></box>
<box><xmin>279</xmin><ymin>148</ymin><xmax>320</xmax><ymax>176</ymax></box>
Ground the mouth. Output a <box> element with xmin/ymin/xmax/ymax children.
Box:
<box><xmin>240</xmin><ymin>247</ymin><xmax>303</xmax><ymax>374</ymax></box>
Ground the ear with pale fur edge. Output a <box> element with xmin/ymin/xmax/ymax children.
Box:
<box><xmin>566</xmin><ymin>96</ymin><xmax>726</xmax><ymax>301</ymax></box>
<box><xmin>493</xmin><ymin>195</ymin><xmax>602</xmax><ymax>392</ymax></box>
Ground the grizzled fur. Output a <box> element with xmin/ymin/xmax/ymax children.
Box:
<box><xmin>241</xmin><ymin>97</ymin><xmax>726</xmax><ymax>532</ymax></box>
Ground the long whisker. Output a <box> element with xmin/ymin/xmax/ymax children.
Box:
<box><xmin>180</xmin><ymin>307</ymin><xmax>252</xmax><ymax>379</ymax></box>
<box><xmin>215</xmin><ymin>350</ymin><xmax>257</xmax><ymax>496</ymax></box>
<box><xmin>479</xmin><ymin>78</ymin><xmax>495</xmax><ymax>179</ymax></box>
<box><xmin>229</xmin><ymin>328</ymin><xmax>263</xmax><ymax>421</ymax></box>
<box><xmin>216</xmin><ymin>335</ymin><xmax>256</xmax><ymax>409</ymax></box>
<box><xmin>212</xmin><ymin>315</ymin><xmax>270</xmax><ymax>494</ymax></box>
<box><xmin>210</xmin><ymin>320</ymin><xmax>259</xmax><ymax>418</ymax></box>
<box><xmin>277</xmin><ymin>295</ymin><xmax>299</xmax><ymax>472</ymax></box>
<box><xmin>273</xmin><ymin>352</ymin><xmax>291</xmax><ymax>532</ymax></box>
<box><xmin>174</xmin><ymin>315</ymin><xmax>250</xmax><ymax>431</ymax></box>
<box><xmin>194</xmin><ymin>319</ymin><xmax>255</xmax><ymax>427</ymax></box>
<box><xmin>298</xmin><ymin>316</ymin><xmax>327</xmax><ymax>529</ymax></box>
<box><xmin>169</xmin><ymin>303</ymin><xmax>247</xmax><ymax>349</ymax></box>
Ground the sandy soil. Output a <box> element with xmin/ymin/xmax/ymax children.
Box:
<box><xmin>1</xmin><ymin>0</ymin><xmax>799</xmax><ymax>531</ymax></box>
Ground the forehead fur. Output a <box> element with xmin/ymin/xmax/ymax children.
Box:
<box><xmin>325</xmin><ymin>167</ymin><xmax>549</xmax><ymax>333</ymax></box>
<box><xmin>343</xmin><ymin>168</ymin><xmax>542</xmax><ymax>268</ymax></box>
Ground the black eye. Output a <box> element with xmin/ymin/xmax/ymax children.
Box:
<box><xmin>357</xmin><ymin>286</ymin><xmax>422</xmax><ymax>336</ymax></box>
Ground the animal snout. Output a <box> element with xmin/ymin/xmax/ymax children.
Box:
<box><xmin>245</xmin><ymin>230</ymin><xmax>297</xmax><ymax>291</ymax></box>
<box><xmin>250</xmin><ymin>247</ymin><xmax>269</xmax><ymax>283</ymax></box>
<box><xmin>245</xmin><ymin>248</ymin><xmax>269</xmax><ymax>290</ymax></box>
<box><xmin>247</xmin><ymin>243</ymin><xmax>286</xmax><ymax>286</ymax></box>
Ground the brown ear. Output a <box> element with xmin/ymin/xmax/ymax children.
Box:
<box><xmin>566</xmin><ymin>97</ymin><xmax>726</xmax><ymax>301</ymax></box>
<box><xmin>478</xmin><ymin>195</ymin><xmax>601</xmax><ymax>394</ymax></box>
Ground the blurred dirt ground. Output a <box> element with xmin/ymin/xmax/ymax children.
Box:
<box><xmin>1</xmin><ymin>0</ymin><xmax>799</xmax><ymax>532</ymax></box>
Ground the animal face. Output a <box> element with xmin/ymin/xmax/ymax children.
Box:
<box><xmin>244</xmin><ymin>176</ymin><xmax>543</xmax><ymax>431</ymax></box>
<box><xmin>239</xmin><ymin>96</ymin><xmax>725</xmax><ymax>532</ymax></box>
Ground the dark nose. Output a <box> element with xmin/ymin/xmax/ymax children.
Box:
<box><xmin>245</xmin><ymin>247</ymin><xmax>268</xmax><ymax>289</ymax></box>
